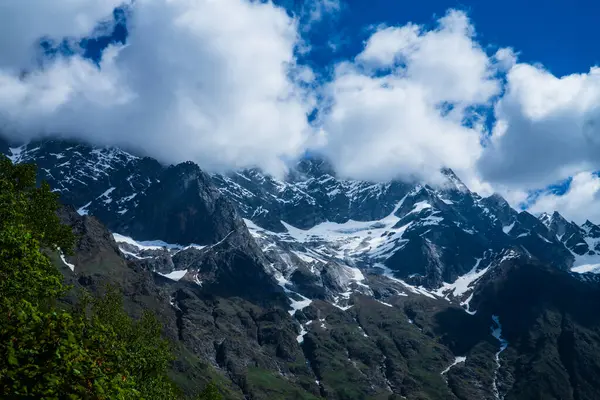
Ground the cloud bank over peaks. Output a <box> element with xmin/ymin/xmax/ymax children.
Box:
<box><xmin>2</xmin><ymin>2</ymin><xmax>600</xmax><ymax>223</ymax></box>
<box><xmin>0</xmin><ymin>0</ymin><xmax>316</xmax><ymax>177</ymax></box>
<box><xmin>527</xmin><ymin>172</ymin><xmax>600</xmax><ymax>224</ymax></box>
<box><xmin>313</xmin><ymin>10</ymin><xmax>505</xmax><ymax>184</ymax></box>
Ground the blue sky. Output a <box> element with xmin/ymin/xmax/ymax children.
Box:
<box><xmin>295</xmin><ymin>0</ymin><xmax>599</xmax><ymax>77</ymax></box>
<box><xmin>3</xmin><ymin>0</ymin><xmax>600</xmax><ymax>223</ymax></box>
<box><xmin>78</xmin><ymin>0</ymin><xmax>598</xmax><ymax>78</ymax></box>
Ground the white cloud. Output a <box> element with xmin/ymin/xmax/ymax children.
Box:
<box><xmin>0</xmin><ymin>0</ymin><xmax>315</xmax><ymax>177</ymax></box>
<box><xmin>527</xmin><ymin>172</ymin><xmax>600</xmax><ymax>224</ymax></box>
<box><xmin>493</xmin><ymin>48</ymin><xmax>517</xmax><ymax>72</ymax></box>
<box><xmin>0</xmin><ymin>0</ymin><xmax>123</xmax><ymax>69</ymax></box>
<box><xmin>303</xmin><ymin>0</ymin><xmax>341</xmax><ymax>27</ymax></box>
<box><xmin>356</xmin><ymin>24</ymin><xmax>421</xmax><ymax>68</ymax></box>
<box><xmin>0</xmin><ymin>46</ymin><xmax>131</xmax><ymax>118</ymax></box>
<box><xmin>478</xmin><ymin>64</ymin><xmax>600</xmax><ymax>190</ymax></box>
<box><xmin>315</xmin><ymin>10</ymin><xmax>504</xmax><ymax>182</ymax></box>
<box><xmin>3</xmin><ymin>1</ymin><xmax>600</xmax><ymax>222</ymax></box>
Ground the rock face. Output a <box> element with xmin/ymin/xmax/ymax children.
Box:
<box><xmin>470</xmin><ymin>255</ymin><xmax>600</xmax><ymax>400</ymax></box>
<box><xmin>7</xmin><ymin>137</ymin><xmax>600</xmax><ymax>399</ymax></box>
<box><xmin>121</xmin><ymin>161</ymin><xmax>243</xmax><ymax>245</ymax></box>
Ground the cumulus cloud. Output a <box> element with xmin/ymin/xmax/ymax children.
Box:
<box><xmin>3</xmin><ymin>1</ymin><xmax>600</xmax><ymax>221</ymax></box>
<box><xmin>0</xmin><ymin>0</ymin><xmax>315</xmax><ymax>176</ymax></box>
<box><xmin>0</xmin><ymin>0</ymin><xmax>123</xmax><ymax>68</ymax></box>
<box><xmin>479</xmin><ymin>64</ymin><xmax>600</xmax><ymax>189</ymax></box>
<box><xmin>527</xmin><ymin>172</ymin><xmax>600</xmax><ymax>224</ymax></box>
<box><xmin>314</xmin><ymin>10</ymin><xmax>504</xmax><ymax>182</ymax></box>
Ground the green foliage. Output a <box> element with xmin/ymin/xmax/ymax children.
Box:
<box><xmin>0</xmin><ymin>224</ymin><xmax>66</xmax><ymax>305</ymax></box>
<box><xmin>0</xmin><ymin>156</ymin><xmax>222</xmax><ymax>399</ymax></box>
<box><xmin>0</xmin><ymin>156</ymin><xmax>73</xmax><ymax>307</ymax></box>
<box><xmin>195</xmin><ymin>382</ymin><xmax>224</xmax><ymax>400</ymax></box>
<box><xmin>0</xmin><ymin>156</ymin><xmax>74</xmax><ymax>253</ymax></box>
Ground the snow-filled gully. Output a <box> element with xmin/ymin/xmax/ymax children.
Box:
<box><xmin>491</xmin><ymin>315</ymin><xmax>508</xmax><ymax>400</ymax></box>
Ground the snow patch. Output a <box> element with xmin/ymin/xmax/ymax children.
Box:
<box><xmin>77</xmin><ymin>202</ymin><xmax>91</xmax><ymax>216</ymax></box>
<box><xmin>158</xmin><ymin>270</ymin><xmax>188</xmax><ymax>281</ymax></box>
<box><xmin>278</xmin><ymin>196</ymin><xmax>412</xmax><ymax>262</ymax></box>
<box><xmin>375</xmin><ymin>263</ymin><xmax>437</xmax><ymax>299</ymax></box>
<box><xmin>169</xmin><ymin>295</ymin><xmax>182</xmax><ymax>311</ymax></box>
<box><xmin>8</xmin><ymin>146</ymin><xmax>25</xmax><ymax>163</ymax></box>
<box><xmin>570</xmin><ymin>236</ymin><xmax>600</xmax><ymax>274</ymax></box>
<box><xmin>59</xmin><ymin>253</ymin><xmax>75</xmax><ymax>271</ymax></box>
<box><xmin>112</xmin><ymin>233</ymin><xmax>205</xmax><ymax>251</ymax></box>
<box><xmin>376</xmin><ymin>300</ymin><xmax>393</xmax><ymax>307</ymax></box>
<box><xmin>297</xmin><ymin>324</ymin><xmax>308</xmax><ymax>343</ymax></box>
<box><xmin>502</xmin><ymin>222</ymin><xmax>515</xmax><ymax>234</ymax></box>
<box><xmin>97</xmin><ymin>187</ymin><xmax>116</xmax><ymax>204</ymax></box>
<box><xmin>572</xmin><ymin>263</ymin><xmax>600</xmax><ymax>274</ymax></box>
<box><xmin>276</xmin><ymin>275</ymin><xmax>313</xmax><ymax>315</ymax></box>
<box><xmin>410</xmin><ymin>201</ymin><xmax>432</xmax><ymax>214</ymax></box>
<box><xmin>434</xmin><ymin>258</ymin><xmax>489</xmax><ymax>303</ymax></box>
<box><xmin>498</xmin><ymin>250</ymin><xmax>519</xmax><ymax>264</ymax></box>
<box><xmin>537</xmin><ymin>233</ymin><xmax>552</xmax><ymax>244</ymax></box>
<box><xmin>460</xmin><ymin>293</ymin><xmax>477</xmax><ymax>315</ymax></box>
<box><xmin>441</xmin><ymin>356</ymin><xmax>466</xmax><ymax>375</ymax></box>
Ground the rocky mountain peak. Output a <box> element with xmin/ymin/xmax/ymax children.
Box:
<box><xmin>582</xmin><ymin>219</ymin><xmax>600</xmax><ymax>238</ymax></box>
<box><xmin>539</xmin><ymin>211</ymin><xmax>551</xmax><ymax>226</ymax></box>
<box><xmin>120</xmin><ymin>161</ymin><xmax>246</xmax><ymax>247</ymax></box>
<box><xmin>544</xmin><ymin>211</ymin><xmax>571</xmax><ymax>236</ymax></box>
<box><xmin>486</xmin><ymin>192</ymin><xmax>510</xmax><ymax>208</ymax></box>
<box><xmin>293</xmin><ymin>157</ymin><xmax>336</xmax><ymax>180</ymax></box>
<box><xmin>440</xmin><ymin>167</ymin><xmax>470</xmax><ymax>193</ymax></box>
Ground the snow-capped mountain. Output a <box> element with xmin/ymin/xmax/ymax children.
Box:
<box><xmin>540</xmin><ymin>211</ymin><xmax>600</xmax><ymax>273</ymax></box>
<box><xmin>7</xmin><ymin>139</ymin><xmax>163</xmax><ymax>225</ymax></box>
<box><xmin>6</xmin><ymin>136</ymin><xmax>600</xmax><ymax>399</ymax></box>
<box><xmin>212</xmin><ymin>158</ymin><xmax>577</xmax><ymax>291</ymax></box>
<box><xmin>2</xmin><ymin>137</ymin><xmax>594</xmax><ymax>301</ymax></box>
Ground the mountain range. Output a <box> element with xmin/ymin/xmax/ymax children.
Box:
<box><xmin>3</xmin><ymin>136</ymin><xmax>600</xmax><ymax>400</ymax></box>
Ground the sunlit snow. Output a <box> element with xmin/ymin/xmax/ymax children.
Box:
<box><xmin>112</xmin><ymin>233</ymin><xmax>205</xmax><ymax>251</ymax></box>
<box><xmin>59</xmin><ymin>253</ymin><xmax>75</xmax><ymax>271</ymax></box>
<box><xmin>276</xmin><ymin>275</ymin><xmax>313</xmax><ymax>316</ymax></box>
<box><xmin>158</xmin><ymin>270</ymin><xmax>188</xmax><ymax>281</ymax></box>
<box><xmin>434</xmin><ymin>258</ymin><xmax>487</xmax><ymax>299</ymax></box>
<box><xmin>441</xmin><ymin>356</ymin><xmax>466</xmax><ymax>375</ymax></box>
<box><xmin>279</xmin><ymin>196</ymin><xmax>413</xmax><ymax>262</ymax></box>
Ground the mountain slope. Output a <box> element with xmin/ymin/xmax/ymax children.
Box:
<box><xmin>470</xmin><ymin>255</ymin><xmax>600</xmax><ymax>399</ymax></box>
<box><xmin>6</xmin><ymin>136</ymin><xmax>600</xmax><ymax>399</ymax></box>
